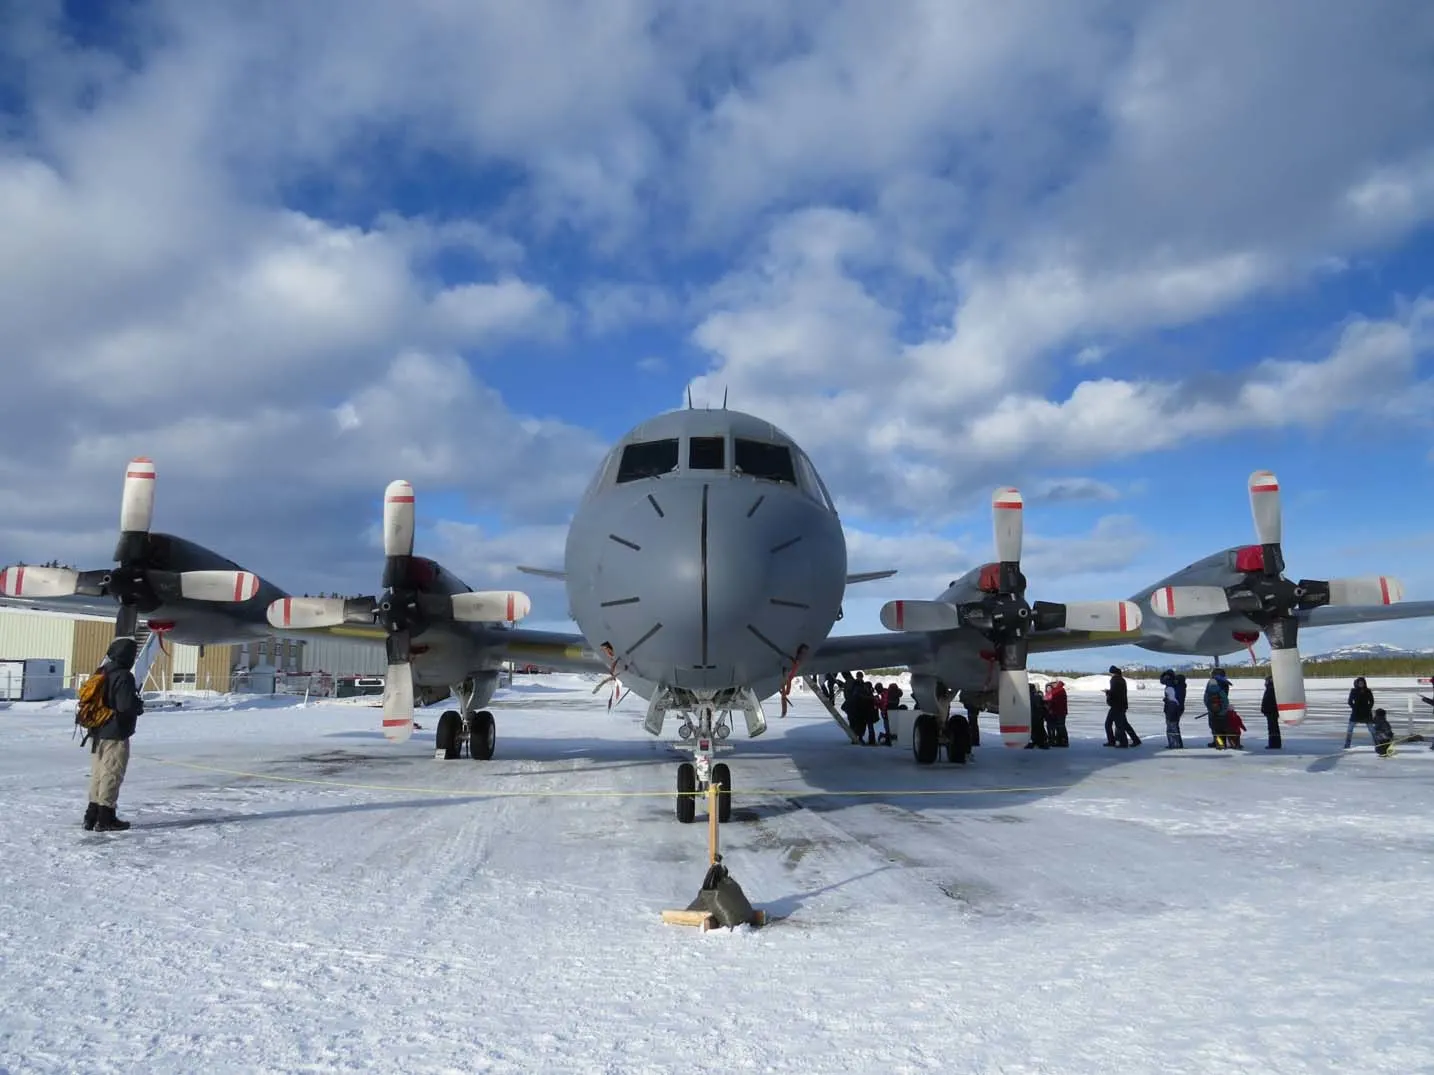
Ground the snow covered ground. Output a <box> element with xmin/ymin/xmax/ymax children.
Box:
<box><xmin>3</xmin><ymin>674</ymin><xmax>1434</xmax><ymax>1074</ymax></box>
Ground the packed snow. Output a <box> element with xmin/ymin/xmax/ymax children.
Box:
<box><xmin>4</xmin><ymin>673</ymin><xmax>1434</xmax><ymax>1074</ymax></box>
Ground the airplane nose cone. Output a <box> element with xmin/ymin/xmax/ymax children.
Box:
<box><xmin>568</xmin><ymin>478</ymin><xmax>844</xmax><ymax>692</ymax></box>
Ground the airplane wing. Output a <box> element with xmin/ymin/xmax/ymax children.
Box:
<box><xmin>0</xmin><ymin>593</ymin><xmax>118</xmax><ymax>619</ymax></box>
<box><xmin>804</xmin><ymin>631</ymin><xmax>939</xmax><ymax>675</ymax></box>
<box><xmin>1296</xmin><ymin>601</ymin><xmax>1434</xmax><ymax>628</ymax></box>
<box><xmin>498</xmin><ymin>627</ymin><xmax>610</xmax><ymax>674</ymax></box>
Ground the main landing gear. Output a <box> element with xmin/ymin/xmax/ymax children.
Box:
<box><xmin>910</xmin><ymin>711</ymin><xmax>973</xmax><ymax>766</ymax></box>
<box><xmin>673</xmin><ymin>702</ymin><xmax>734</xmax><ymax>825</ymax></box>
<box><xmin>434</xmin><ymin>679</ymin><xmax>497</xmax><ymax>760</ymax></box>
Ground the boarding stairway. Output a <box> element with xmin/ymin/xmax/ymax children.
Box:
<box><xmin>133</xmin><ymin>625</ymin><xmax>163</xmax><ymax>692</ymax></box>
<box><xmin>800</xmin><ymin>676</ymin><xmax>862</xmax><ymax>744</ymax></box>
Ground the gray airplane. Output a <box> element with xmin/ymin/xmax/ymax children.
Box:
<box><xmin>7</xmin><ymin>416</ymin><xmax>1434</xmax><ymax>824</ymax></box>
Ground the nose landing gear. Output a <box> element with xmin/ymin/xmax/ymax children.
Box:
<box><xmin>674</xmin><ymin>702</ymin><xmax>734</xmax><ymax>824</ymax></box>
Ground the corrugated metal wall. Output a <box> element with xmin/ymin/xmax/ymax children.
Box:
<box><xmin>0</xmin><ymin>610</ymin><xmax>78</xmax><ymax>669</ymax></box>
<box><xmin>198</xmin><ymin>645</ymin><xmax>233</xmax><ymax>692</ymax></box>
<box><xmin>299</xmin><ymin>635</ymin><xmax>388</xmax><ymax>676</ymax></box>
<box><xmin>73</xmin><ymin>620</ymin><xmax>115</xmax><ymax>679</ymax></box>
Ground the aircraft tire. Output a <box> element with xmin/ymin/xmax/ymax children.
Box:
<box><xmin>912</xmin><ymin>714</ymin><xmax>939</xmax><ymax>765</ymax></box>
<box><xmin>712</xmin><ymin>763</ymin><xmax>732</xmax><ymax>823</ymax></box>
<box><xmin>944</xmin><ymin>715</ymin><xmax>970</xmax><ymax>764</ymax></box>
<box><xmin>470</xmin><ymin>710</ymin><xmax>496</xmax><ymax>760</ymax></box>
<box><xmin>676</xmin><ymin>763</ymin><xmax>697</xmax><ymax>824</ymax></box>
<box><xmin>436</xmin><ymin>710</ymin><xmax>461</xmax><ymax>760</ymax></box>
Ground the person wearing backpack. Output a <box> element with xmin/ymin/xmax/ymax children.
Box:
<box><xmin>83</xmin><ymin>638</ymin><xmax>145</xmax><ymax>832</ymax></box>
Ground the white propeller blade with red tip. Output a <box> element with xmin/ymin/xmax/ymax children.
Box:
<box><xmin>993</xmin><ymin>486</ymin><xmax>1023</xmax><ymax>562</ymax></box>
<box><xmin>0</xmin><ymin>566</ymin><xmax>80</xmax><ymax>598</ymax></box>
<box><xmin>1328</xmin><ymin>577</ymin><xmax>1403</xmax><ymax>606</ymax></box>
<box><xmin>382</xmin><ymin>661</ymin><xmax>415</xmax><ymax>742</ymax></box>
<box><xmin>1248</xmin><ymin>469</ymin><xmax>1281</xmax><ymax>545</ymax></box>
<box><xmin>1150</xmin><ymin>586</ymin><xmax>1232</xmax><ymax>618</ymax></box>
<box><xmin>1061</xmin><ymin>601</ymin><xmax>1142</xmax><ymax>632</ymax></box>
<box><xmin>996</xmin><ymin>667</ymin><xmax>1031</xmax><ymax>749</ymax></box>
<box><xmin>1269</xmin><ymin>646</ymin><xmax>1308</xmax><ymax>726</ymax></box>
<box><xmin>119</xmin><ymin>457</ymin><xmax>157</xmax><ymax>534</ymax></box>
<box><xmin>379</xmin><ymin>480</ymin><xmax>419</xmax><ymax>740</ymax></box>
<box><xmin>879</xmin><ymin>600</ymin><xmax>961</xmax><ymax>633</ymax></box>
<box><xmin>384</xmin><ymin>479</ymin><xmax>416</xmax><ymax>558</ymax></box>
<box><xmin>178</xmin><ymin>570</ymin><xmax>261</xmax><ymax>603</ymax></box>
<box><xmin>450</xmin><ymin>590</ymin><xmax>532</xmax><ymax>623</ymax></box>
<box><xmin>268</xmin><ymin>597</ymin><xmax>358</xmax><ymax>629</ymax></box>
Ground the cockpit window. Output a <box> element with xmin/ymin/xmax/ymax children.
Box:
<box><xmin>795</xmin><ymin>451</ymin><xmax>836</xmax><ymax>512</ymax></box>
<box><xmin>733</xmin><ymin>439</ymin><xmax>796</xmax><ymax>484</ymax></box>
<box><xmin>615</xmin><ymin>439</ymin><xmax>679</xmax><ymax>482</ymax></box>
<box><xmin>688</xmin><ymin>436</ymin><xmax>725</xmax><ymax>470</ymax></box>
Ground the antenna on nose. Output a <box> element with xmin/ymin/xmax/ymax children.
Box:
<box><xmin>686</xmin><ymin>385</ymin><xmax>693</xmax><ymax>409</ymax></box>
<box><xmin>722</xmin><ymin>386</ymin><xmax>728</xmax><ymax>409</ymax></box>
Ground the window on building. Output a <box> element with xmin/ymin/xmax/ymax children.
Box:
<box><xmin>616</xmin><ymin>438</ymin><xmax>680</xmax><ymax>482</ymax></box>
<box><xmin>688</xmin><ymin>436</ymin><xmax>725</xmax><ymax>470</ymax></box>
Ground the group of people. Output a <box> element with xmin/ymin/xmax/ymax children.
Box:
<box><xmin>825</xmin><ymin>671</ymin><xmax>905</xmax><ymax>746</ymax></box>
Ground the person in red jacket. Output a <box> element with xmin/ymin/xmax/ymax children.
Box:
<box><xmin>1043</xmin><ymin>680</ymin><xmax>1069</xmax><ymax>747</ymax></box>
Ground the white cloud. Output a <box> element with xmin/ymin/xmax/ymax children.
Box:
<box><xmin>3</xmin><ymin>0</ymin><xmax>1434</xmax><ymax>653</ymax></box>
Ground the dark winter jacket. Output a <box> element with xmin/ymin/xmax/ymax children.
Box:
<box><xmin>93</xmin><ymin>638</ymin><xmax>144</xmax><ymax>742</ymax></box>
<box><xmin>1105</xmin><ymin>671</ymin><xmax>1128</xmax><ymax>711</ymax></box>
<box><xmin>1261</xmin><ymin>683</ymin><xmax>1278</xmax><ymax>721</ymax></box>
<box><xmin>1174</xmin><ymin>675</ymin><xmax>1187</xmax><ymax>713</ymax></box>
<box><xmin>1347</xmin><ymin>681</ymin><xmax>1375</xmax><ymax>724</ymax></box>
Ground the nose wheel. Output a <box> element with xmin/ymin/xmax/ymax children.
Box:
<box><xmin>674</xmin><ymin>703</ymin><xmax>734</xmax><ymax>824</ymax></box>
<box><xmin>676</xmin><ymin>760</ymin><xmax>731</xmax><ymax>824</ymax></box>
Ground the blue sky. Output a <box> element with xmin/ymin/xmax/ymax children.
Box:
<box><xmin>1</xmin><ymin>0</ymin><xmax>1432</xmax><ymax>670</ymax></box>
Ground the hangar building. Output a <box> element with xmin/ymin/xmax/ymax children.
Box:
<box><xmin>0</xmin><ymin>605</ymin><xmax>386</xmax><ymax>697</ymax></box>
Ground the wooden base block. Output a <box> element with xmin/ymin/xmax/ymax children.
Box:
<box><xmin>661</xmin><ymin>908</ymin><xmax>767</xmax><ymax>930</ymax></box>
<box><xmin>661</xmin><ymin>909</ymin><xmax>716</xmax><ymax>930</ymax></box>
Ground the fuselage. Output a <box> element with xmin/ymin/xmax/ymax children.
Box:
<box><xmin>563</xmin><ymin>409</ymin><xmax>847</xmax><ymax>701</ymax></box>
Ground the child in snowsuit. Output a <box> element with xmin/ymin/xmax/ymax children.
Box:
<box><xmin>1226</xmin><ymin>706</ymin><xmax>1246</xmax><ymax>749</ymax></box>
<box><xmin>1160</xmin><ymin>669</ymin><xmax>1184</xmax><ymax>748</ymax></box>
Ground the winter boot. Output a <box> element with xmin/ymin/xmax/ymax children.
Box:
<box><xmin>82</xmin><ymin>803</ymin><xmax>99</xmax><ymax>831</ymax></box>
<box><xmin>94</xmin><ymin>806</ymin><xmax>131</xmax><ymax>832</ymax></box>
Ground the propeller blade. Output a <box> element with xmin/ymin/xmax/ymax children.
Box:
<box><xmin>1150</xmin><ymin>585</ymin><xmax>1232</xmax><ymax>619</ymax></box>
<box><xmin>1058</xmin><ymin>600</ymin><xmax>1143</xmax><ymax>633</ymax></box>
<box><xmin>381</xmin><ymin>661</ymin><xmax>415</xmax><ymax>742</ymax></box>
<box><xmin>992</xmin><ymin>487</ymin><xmax>1023</xmax><ymax>565</ymax></box>
<box><xmin>268</xmin><ymin>596</ymin><xmax>376</xmax><ymax>629</ymax></box>
<box><xmin>178</xmin><ymin>570</ymin><xmax>261</xmax><ymax>603</ymax></box>
<box><xmin>119</xmin><ymin>457</ymin><xmax>157</xmax><ymax>535</ymax></box>
<box><xmin>383</xmin><ymin>480</ymin><xmax>416</xmax><ymax>559</ymax></box>
<box><xmin>1267</xmin><ymin>639</ymin><xmax>1307</xmax><ymax>726</ymax></box>
<box><xmin>1248</xmin><ymin>470</ymin><xmax>1281</xmax><ymax>547</ymax></box>
<box><xmin>0</xmin><ymin>565</ymin><xmax>80</xmax><ymax>597</ymax></box>
<box><xmin>879</xmin><ymin>599</ymin><xmax>961</xmax><ymax>633</ymax></box>
<box><xmin>450</xmin><ymin>590</ymin><xmax>532</xmax><ymax>623</ymax></box>
<box><xmin>1325</xmin><ymin>575</ymin><xmax>1404</xmax><ymax>606</ymax></box>
<box><xmin>996</xmin><ymin>666</ymin><xmax>1032</xmax><ymax>749</ymax></box>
